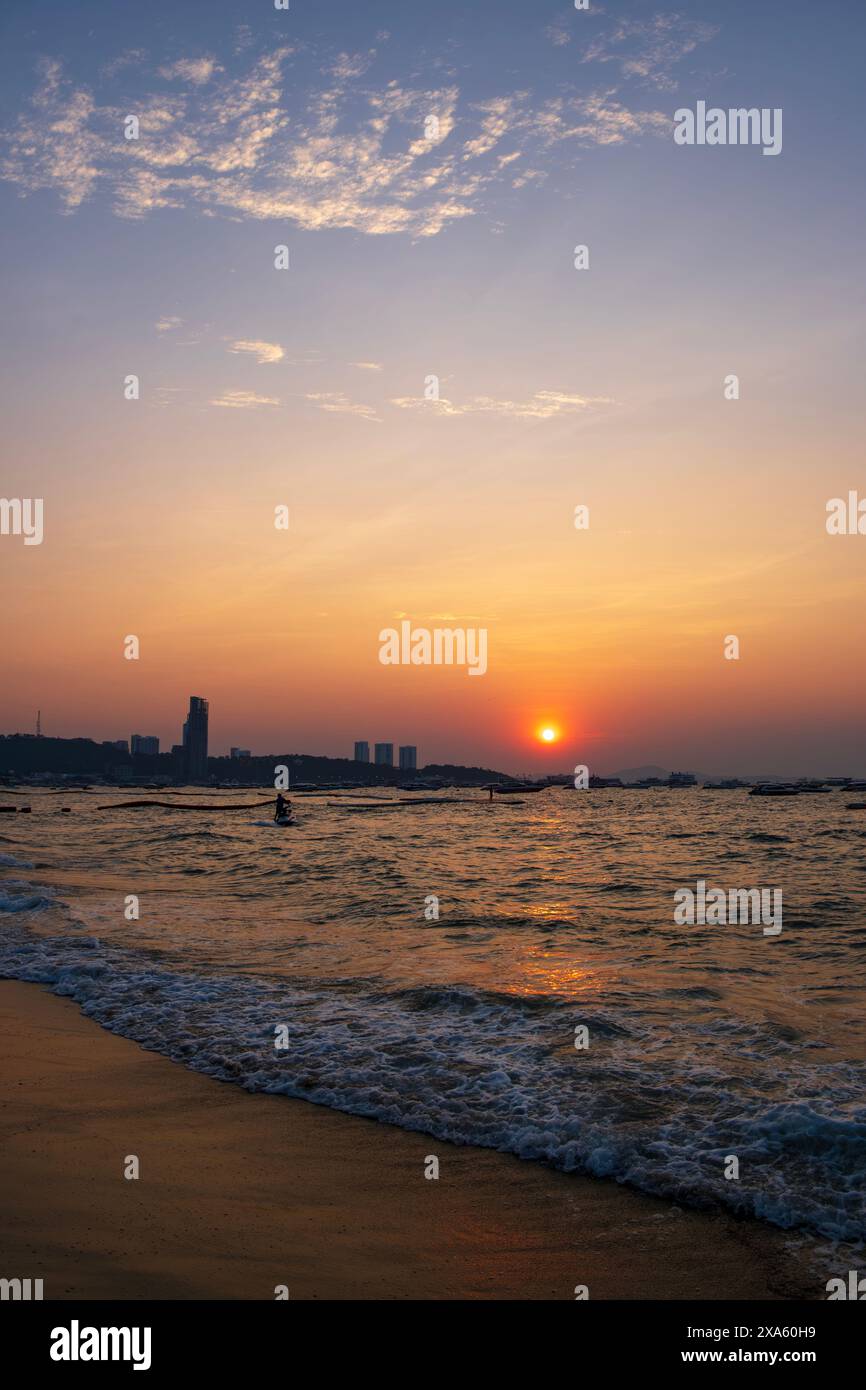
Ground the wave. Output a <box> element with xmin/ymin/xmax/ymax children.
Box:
<box><xmin>0</xmin><ymin>878</ymin><xmax>53</xmax><ymax>913</ymax></box>
<box><xmin>0</xmin><ymin>916</ymin><xmax>864</xmax><ymax>1244</ymax></box>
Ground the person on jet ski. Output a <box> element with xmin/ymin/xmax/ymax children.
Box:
<box><xmin>274</xmin><ymin>793</ymin><xmax>292</xmax><ymax>821</ymax></box>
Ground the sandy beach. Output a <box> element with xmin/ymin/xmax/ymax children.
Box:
<box><xmin>0</xmin><ymin>980</ymin><xmax>819</xmax><ymax>1301</ymax></box>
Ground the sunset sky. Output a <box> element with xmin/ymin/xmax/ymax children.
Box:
<box><xmin>1</xmin><ymin>0</ymin><xmax>864</xmax><ymax>776</ymax></box>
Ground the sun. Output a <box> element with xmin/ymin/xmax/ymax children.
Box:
<box><xmin>540</xmin><ymin>727</ymin><xmax>558</xmax><ymax>743</ymax></box>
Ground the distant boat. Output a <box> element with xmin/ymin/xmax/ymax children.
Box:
<box><xmin>749</xmin><ymin>784</ymin><xmax>799</xmax><ymax>796</ymax></box>
<box><xmin>703</xmin><ymin>779</ymin><xmax>747</xmax><ymax>790</ymax></box>
<box><xmin>486</xmin><ymin>783</ymin><xmax>545</xmax><ymax>795</ymax></box>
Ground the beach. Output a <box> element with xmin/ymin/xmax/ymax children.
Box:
<box><xmin>0</xmin><ymin>979</ymin><xmax>820</xmax><ymax>1301</ymax></box>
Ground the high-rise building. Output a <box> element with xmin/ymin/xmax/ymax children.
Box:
<box><xmin>399</xmin><ymin>746</ymin><xmax>417</xmax><ymax>771</ymax></box>
<box><xmin>183</xmin><ymin>696</ymin><xmax>209</xmax><ymax>781</ymax></box>
<box><xmin>354</xmin><ymin>741</ymin><xmax>370</xmax><ymax>762</ymax></box>
<box><xmin>131</xmin><ymin>734</ymin><xmax>159</xmax><ymax>756</ymax></box>
<box><xmin>102</xmin><ymin>739</ymin><xmax>129</xmax><ymax>753</ymax></box>
<box><xmin>374</xmin><ymin>742</ymin><xmax>393</xmax><ymax>766</ymax></box>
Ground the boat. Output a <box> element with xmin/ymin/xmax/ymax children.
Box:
<box><xmin>749</xmin><ymin>784</ymin><xmax>799</xmax><ymax>796</ymax></box>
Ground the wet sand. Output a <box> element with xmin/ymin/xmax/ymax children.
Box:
<box><xmin>0</xmin><ymin>981</ymin><xmax>818</xmax><ymax>1300</ymax></box>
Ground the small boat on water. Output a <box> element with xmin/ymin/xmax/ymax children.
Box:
<box><xmin>749</xmin><ymin>784</ymin><xmax>799</xmax><ymax>797</ymax></box>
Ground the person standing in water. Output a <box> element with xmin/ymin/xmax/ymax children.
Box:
<box><xmin>274</xmin><ymin>793</ymin><xmax>291</xmax><ymax>821</ymax></box>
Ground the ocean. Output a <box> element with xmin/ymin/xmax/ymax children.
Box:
<box><xmin>1</xmin><ymin>786</ymin><xmax>865</xmax><ymax>1252</ymax></box>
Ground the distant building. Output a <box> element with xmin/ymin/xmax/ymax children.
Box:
<box><xmin>399</xmin><ymin>746</ymin><xmax>417</xmax><ymax>771</ymax></box>
<box><xmin>354</xmin><ymin>741</ymin><xmax>370</xmax><ymax>763</ymax></box>
<box><xmin>230</xmin><ymin>747</ymin><xmax>251</xmax><ymax>759</ymax></box>
<box><xmin>183</xmin><ymin>696</ymin><xmax>209</xmax><ymax>781</ymax></box>
<box><xmin>374</xmin><ymin>742</ymin><xmax>393</xmax><ymax>766</ymax></box>
<box><xmin>131</xmin><ymin>734</ymin><xmax>159</xmax><ymax>756</ymax></box>
<box><xmin>102</xmin><ymin>739</ymin><xmax>129</xmax><ymax>753</ymax></box>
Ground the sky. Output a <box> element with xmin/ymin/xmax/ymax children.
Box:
<box><xmin>0</xmin><ymin>0</ymin><xmax>864</xmax><ymax>776</ymax></box>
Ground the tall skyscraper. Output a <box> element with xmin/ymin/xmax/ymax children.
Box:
<box><xmin>354</xmin><ymin>741</ymin><xmax>370</xmax><ymax>762</ymax></box>
<box><xmin>183</xmin><ymin>696</ymin><xmax>209</xmax><ymax>781</ymax></box>
<box><xmin>131</xmin><ymin>734</ymin><xmax>159</xmax><ymax>755</ymax></box>
<box><xmin>398</xmin><ymin>746</ymin><xmax>417</xmax><ymax>771</ymax></box>
<box><xmin>374</xmin><ymin>742</ymin><xmax>393</xmax><ymax>766</ymax></box>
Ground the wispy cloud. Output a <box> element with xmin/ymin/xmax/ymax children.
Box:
<box><xmin>582</xmin><ymin>15</ymin><xmax>718</xmax><ymax>91</ymax></box>
<box><xmin>349</xmin><ymin>360</ymin><xmax>383</xmax><ymax>371</ymax></box>
<box><xmin>155</xmin><ymin>315</ymin><xmax>183</xmax><ymax>332</ymax></box>
<box><xmin>390</xmin><ymin>390</ymin><xmax>614</xmax><ymax>420</ymax></box>
<box><xmin>326</xmin><ymin>51</ymin><xmax>376</xmax><ymax>81</ymax></box>
<box><xmin>228</xmin><ymin>339</ymin><xmax>284</xmax><ymax>364</ymax></box>
<box><xmin>305</xmin><ymin>391</ymin><xmax>381</xmax><ymax>422</ymax></box>
<box><xmin>544</xmin><ymin>24</ymin><xmax>571</xmax><ymax>49</ymax></box>
<box><xmin>102</xmin><ymin>49</ymin><xmax>147</xmax><ymax>80</ymax></box>
<box><xmin>211</xmin><ymin>389</ymin><xmax>279</xmax><ymax>409</ymax></box>
<box><xmin>158</xmin><ymin>56</ymin><xmax>220</xmax><ymax>86</ymax></box>
<box><xmin>150</xmin><ymin>385</ymin><xmax>187</xmax><ymax>408</ymax></box>
<box><xmin>1</xmin><ymin>48</ymin><xmax>670</xmax><ymax>236</ymax></box>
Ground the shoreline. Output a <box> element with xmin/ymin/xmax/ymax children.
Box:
<box><xmin>0</xmin><ymin>980</ymin><xmax>822</xmax><ymax>1300</ymax></box>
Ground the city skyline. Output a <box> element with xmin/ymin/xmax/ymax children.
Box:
<box><xmin>3</xmin><ymin>701</ymin><xmax>864</xmax><ymax>783</ymax></box>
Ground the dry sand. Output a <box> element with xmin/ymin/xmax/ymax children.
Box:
<box><xmin>0</xmin><ymin>980</ymin><xmax>818</xmax><ymax>1300</ymax></box>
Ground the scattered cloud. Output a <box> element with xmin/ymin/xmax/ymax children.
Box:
<box><xmin>390</xmin><ymin>390</ymin><xmax>615</xmax><ymax>420</ymax></box>
<box><xmin>1</xmin><ymin>48</ymin><xmax>670</xmax><ymax>236</ymax></box>
<box><xmin>233</xmin><ymin>26</ymin><xmax>254</xmax><ymax>56</ymax></box>
<box><xmin>211</xmin><ymin>390</ymin><xmax>279</xmax><ymax>409</ymax></box>
<box><xmin>349</xmin><ymin>361</ymin><xmax>383</xmax><ymax>371</ymax></box>
<box><xmin>228</xmin><ymin>338</ymin><xmax>284</xmax><ymax>364</ymax></box>
<box><xmin>304</xmin><ymin>391</ymin><xmax>381</xmax><ymax>422</ymax></box>
<box><xmin>155</xmin><ymin>315</ymin><xmax>183</xmax><ymax>332</ymax></box>
<box><xmin>102</xmin><ymin>49</ymin><xmax>147</xmax><ymax>80</ymax></box>
<box><xmin>582</xmin><ymin>15</ymin><xmax>718</xmax><ymax>91</ymax></box>
<box><xmin>545</xmin><ymin>25</ymin><xmax>571</xmax><ymax>49</ymax></box>
<box><xmin>159</xmin><ymin>57</ymin><xmax>220</xmax><ymax>86</ymax></box>
<box><xmin>327</xmin><ymin>51</ymin><xmax>375</xmax><ymax>81</ymax></box>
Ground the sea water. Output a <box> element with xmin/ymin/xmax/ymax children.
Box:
<box><xmin>1</xmin><ymin>786</ymin><xmax>864</xmax><ymax>1248</ymax></box>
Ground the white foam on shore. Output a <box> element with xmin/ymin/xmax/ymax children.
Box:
<box><xmin>1</xmin><ymin>911</ymin><xmax>864</xmax><ymax>1245</ymax></box>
